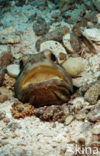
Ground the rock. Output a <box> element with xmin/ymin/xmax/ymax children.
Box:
<box><xmin>51</xmin><ymin>9</ymin><xmax>61</xmax><ymax>19</ymax></box>
<box><xmin>0</xmin><ymin>68</ymin><xmax>5</xmax><ymax>86</ymax></box>
<box><xmin>83</xmin><ymin>28</ymin><xmax>100</xmax><ymax>43</ymax></box>
<box><xmin>62</xmin><ymin>57</ymin><xmax>85</xmax><ymax>77</ymax></box>
<box><xmin>7</xmin><ymin>122</ymin><xmax>22</xmax><ymax>131</ymax></box>
<box><xmin>96</xmin><ymin>14</ymin><xmax>100</xmax><ymax>23</ymax></box>
<box><xmin>0</xmin><ymin>95</ymin><xmax>8</xmax><ymax>103</ymax></box>
<box><xmin>92</xmin><ymin>0</ymin><xmax>100</xmax><ymax>11</ymax></box>
<box><xmin>84</xmin><ymin>81</ymin><xmax>100</xmax><ymax>105</ymax></box>
<box><xmin>7</xmin><ymin>64</ymin><xmax>20</xmax><ymax>78</ymax></box>
<box><xmin>3</xmin><ymin>74</ymin><xmax>16</xmax><ymax>90</ymax></box>
<box><xmin>75</xmin><ymin>112</ymin><xmax>86</xmax><ymax>121</ymax></box>
<box><xmin>36</xmin><ymin>26</ymin><xmax>69</xmax><ymax>51</ymax></box>
<box><xmin>0</xmin><ymin>111</ymin><xmax>6</xmax><ymax>120</ymax></box>
<box><xmin>0</xmin><ymin>46</ymin><xmax>13</xmax><ymax>67</ymax></box>
<box><xmin>65</xmin><ymin>115</ymin><xmax>74</xmax><ymax>125</ymax></box>
<box><xmin>92</xmin><ymin>122</ymin><xmax>100</xmax><ymax>134</ymax></box>
<box><xmin>63</xmin><ymin>33</ymin><xmax>75</xmax><ymax>54</ymax></box>
<box><xmin>3</xmin><ymin>117</ymin><xmax>10</xmax><ymax>123</ymax></box>
<box><xmin>11</xmin><ymin>101</ymin><xmax>34</xmax><ymax>119</ymax></box>
<box><xmin>0</xmin><ymin>27</ymin><xmax>21</xmax><ymax>44</ymax></box>
<box><xmin>33</xmin><ymin>16</ymin><xmax>49</xmax><ymax>36</ymax></box>
<box><xmin>34</xmin><ymin>104</ymin><xmax>69</xmax><ymax>123</ymax></box>
<box><xmin>87</xmin><ymin>108</ymin><xmax>100</xmax><ymax>122</ymax></box>
<box><xmin>72</xmin><ymin>77</ymin><xmax>84</xmax><ymax>87</ymax></box>
<box><xmin>87</xmin><ymin>103</ymin><xmax>100</xmax><ymax>122</ymax></box>
<box><xmin>40</xmin><ymin>40</ymin><xmax>67</xmax><ymax>64</ymax></box>
<box><xmin>0</xmin><ymin>87</ymin><xmax>13</xmax><ymax>103</ymax></box>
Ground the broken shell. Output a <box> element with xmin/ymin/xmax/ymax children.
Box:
<box><xmin>62</xmin><ymin>57</ymin><xmax>85</xmax><ymax>77</ymax></box>
<box><xmin>63</xmin><ymin>33</ymin><xmax>75</xmax><ymax>54</ymax></box>
<box><xmin>7</xmin><ymin>64</ymin><xmax>20</xmax><ymax>78</ymax></box>
<box><xmin>82</xmin><ymin>28</ymin><xmax>100</xmax><ymax>43</ymax></box>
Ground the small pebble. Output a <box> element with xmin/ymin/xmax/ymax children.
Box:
<box><xmin>65</xmin><ymin>115</ymin><xmax>74</xmax><ymax>125</ymax></box>
<box><xmin>92</xmin><ymin>122</ymin><xmax>100</xmax><ymax>135</ymax></box>
<box><xmin>0</xmin><ymin>111</ymin><xmax>6</xmax><ymax>120</ymax></box>
<box><xmin>62</xmin><ymin>57</ymin><xmax>85</xmax><ymax>77</ymax></box>
<box><xmin>75</xmin><ymin>113</ymin><xmax>86</xmax><ymax>120</ymax></box>
<box><xmin>3</xmin><ymin>117</ymin><xmax>10</xmax><ymax>123</ymax></box>
<box><xmin>0</xmin><ymin>68</ymin><xmax>5</xmax><ymax>86</ymax></box>
<box><xmin>0</xmin><ymin>95</ymin><xmax>8</xmax><ymax>103</ymax></box>
<box><xmin>7</xmin><ymin>64</ymin><xmax>20</xmax><ymax>78</ymax></box>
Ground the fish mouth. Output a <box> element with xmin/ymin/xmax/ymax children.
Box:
<box><xmin>21</xmin><ymin>65</ymin><xmax>64</xmax><ymax>89</ymax></box>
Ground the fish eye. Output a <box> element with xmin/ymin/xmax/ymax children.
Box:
<box><xmin>50</xmin><ymin>53</ymin><xmax>57</xmax><ymax>62</ymax></box>
<box><xmin>19</xmin><ymin>60</ymin><xmax>24</xmax><ymax>70</ymax></box>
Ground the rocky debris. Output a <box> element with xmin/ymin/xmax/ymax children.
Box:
<box><xmin>92</xmin><ymin>0</ymin><xmax>100</xmax><ymax>11</ymax></box>
<box><xmin>15</xmin><ymin>0</ymin><xmax>26</xmax><ymax>6</ymax></box>
<box><xmin>65</xmin><ymin>115</ymin><xmax>74</xmax><ymax>125</ymax></box>
<box><xmin>62</xmin><ymin>7</ymin><xmax>85</xmax><ymax>24</ymax></box>
<box><xmin>72</xmin><ymin>77</ymin><xmax>84</xmax><ymax>87</ymax></box>
<box><xmin>0</xmin><ymin>0</ymin><xmax>11</xmax><ymax>9</ymax></box>
<box><xmin>11</xmin><ymin>101</ymin><xmax>34</xmax><ymax>119</ymax></box>
<box><xmin>83</xmin><ymin>28</ymin><xmax>100</xmax><ymax>43</ymax></box>
<box><xmin>0</xmin><ymin>46</ymin><xmax>13</xmax><ymax>69</ymax></box>
<box><xmin>3</xmin><ymin>74</ymin><xmax>16</xmax><ymax>90</ymax></box>
<box><xmin>84</xmin><ymin>81</ymin><xmax>100</xmax><ymax>105</ymax></box>
<box><xmin>34</xmin><ymin>104</ymin><xmax>70</xmax><ymax>123</ymax></box>
<box><xmin>33</xmin><ymin>16</ymin><xmax>49</xmax><ymax>36</ymax></box>
<box><xmin>92</xmin><ymin>122</ymin><xmax>100</xmax><ymax>135</ymax></box>
<box><xmin>0</xmin><ymin>50</ymin><xmax>13</xmax><ymax>68</ymax></box>
<box><xmin>63</xmin><ymin>33</ymin><xmax>75</xmax><ymax>54</ymax></box>
<box><xmin>87</xmin><ymin>105</ymin><xmax>100</xmax><ymax>122</ymax></box>
<box><xmin>0</xmin><ymin>27</ymin><xmax>21</xmax><ymax>44</ymax></box>
<box><xmin>27</xmin><ymin>13</ymin><xmax>37</xmax><ymax>23</ymax></box>
<box><xmin>0</xmin><ymin>111</ymin><xmax>6</xmax><ymax>120</ymax></box>
<box><xmin>0</xmin><ymin>68</ymin><xmax>5</xmax><ymax>86</ymax></box>
<box><xmin>7</xmin><ymin>64</ymin><xmax>20</xmax><ymax>78</ymax></box>
<box><xmin>40</xmin><ymin>40</ymin><xmax>67</xmax><ymax>64</ymax></box>
<box><xmin>0</xmin><ymin>87</ymin><xmax>13</xmax><ymax>103</ymax></box>
<box><xmin>0</xmin><ymin>33</ymin><xmax>21</xmax><ymax>44</ymax></box>
<box><xmin>70</xmin><ymin>26</ymin><xmax>82</xmax><ymax>53</ymax></box>
<box><xmin>3</xmin><ymin>117</ymin><xmax>10</xmax><ymax>124</ymax></box>
<box><xmin>35</xmin><ymin>26</ymin><xmax>69</xmax><ymax>51</ymax></box>
<box><xmin>7</xmin><ymin>122</ymin><xmax>22</xmax><ymax>131</ymax></box>
<box><xmin>51</xmin><ymin>9</ymin><xmax>61</xmax><ymax>19</ymax></box>
<box><xmin>96</xmin><ymin>13</ymin><xmax>100</xmax><ymax>23</ymax></box>
<box><xmin>62</xmin><ymin>57</ymin><xmax>85</xmax><ymax>77</ymax></box>
<box><xmin>82</xmin><ymin>28</ymin><xmax>100</xmax><ymax>53</ymax></box>
<box><xmin>75</xmin><ymin>112</ymin><xmax>86</xmax><ymax>121</ymax></box>
<box><xmin>84</xmin><ymin>11</ymin><xmax>98</xmax><ymax>25</ymax></box>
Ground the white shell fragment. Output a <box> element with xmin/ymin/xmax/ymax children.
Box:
<box><xmin>62</xmin><ymin>57</ymin><xmax>85</xmax><ymax>77</ymax></box>
<box><xmin>63</xmin><ymin>33</ymin><xmax>75</xmax><ymax>54</ymax></box>
<box><xmin>7</xmin><ymin>64</ymin><xmax>20</xmax><ymax>78</ymax></box>
<box><xmin>40</xmin><ymin>40</ymin><xmax>67</xmax><ymax>64</ymax></box>
<box><xmin>82</xmin><ymin>28</ymin><xmax>100</xmax><ymax>43</ymax></box>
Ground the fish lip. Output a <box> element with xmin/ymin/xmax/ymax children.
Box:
<box><xmin>14</xmin><ymin>63</ymin><xmax>73</xmax><ymax>101</ymax></box>
<box><xmin>19</xmin><ymin>64</ymin><xmax>65</xmax><ymax>88</ymax></box>
<box><xmin>16</xmin><ymin>79</ymin><xmax>70</xmax><ymax>106</ymax></box>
